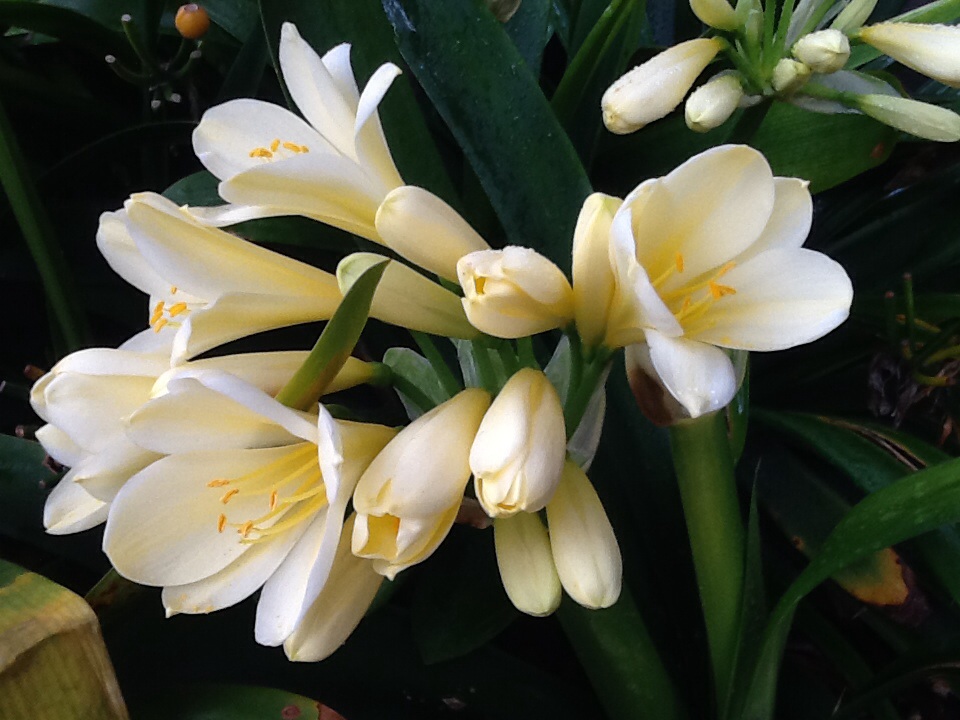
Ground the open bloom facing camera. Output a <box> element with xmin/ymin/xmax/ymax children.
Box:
<box><xmin>598</xmin><ymin>145</ymin><xmax>853</xmax><ymax>421</ymax></box>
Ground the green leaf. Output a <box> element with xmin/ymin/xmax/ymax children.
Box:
<box><xmin>0</xmin><ymin>2</ymin><xmax>134</xmax><ymax>62</ymax></box>
<box><xmin>411</xmin><ymin>527</ymin><xmax>518</xmax><ymax>664</ymax></box>
<box><xmin>382</xmin><ymin>346</ymin><xmax>451</xmax><ymax>416</ymax></box>
<box><xmin>197</xmin><ymin>0</ymin><xmax>260</xmax><ymax>42</ymax></box>
<box><xmin>215</xmin><ymin>20</ymin><xmax>269</xmax><ymax>102</ymax></box>
<box><xmin>275</xmin><ymin>260</ymin><xmax>388</xmax><ymax>410</ymax></box>
<box><xmin>383</xmin><ymin>0</ymin><xmax>593</xmax><ymax>271</ymax></box>
<box><xmin>739</xmin><ymin>455</ymin><xmax>960</xmax><ymax>719</ymax></box>
<box><xmin>504</xmin><ymin>0</ymin><xmax>552</xmax><ymax>75</ymax></box>
<box><xmin>0</xmin><ymin>559</ymin><xmax>127</xmax><ymax>720</ymax></box>
<box><xmin>259</xmin><ymin>0</ymin><xmax>458</xmax><ymax>204</ymax></box>
<box><xmin>127</xmin><ymin>684</ymin><xmax>323</xmax><ymax>720</ymax></box>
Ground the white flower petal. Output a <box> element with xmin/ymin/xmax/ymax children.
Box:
<box><xmin>689</xmin><ymin>247</ymin><xmax>853</xmax><ymax>350</ymax></box>
<box><xmin>162</xmin><ymin>519</ymin><xmax>307</xmax><ymax>616</ymax></box>
<box><xmin>192</xmin><ymin>97</ymin><xmax>331</xmax><ymax>180</ymax></box>
<box><xmin>353</xmin><ymin>63</ymin><xmax>404</xmax><ymax>189</ymax></box>
<box><xmin>96</xmin><ymin>210</ymin><xmax>168</xmax><ymax>297</ymax></box>
<box><xmin>645</xmin><ymin>329</ymin><xmax>738</xmax><ymax>418</ymax></box>
<box><xmin>103</xmin><ymin>446</ymin><xmax>301</xmax><ymax>586</ymax></box>
<box><xmin>43</xmin><ymin>472</ymin><xmax>109</xmax><ymax>535</ymax></box>
<box><xmin>283</xmin><ymin>516</ymin><xmax>383</xmax><ymax>662</ymax></box>
<box><xmin>72</xmin><ymin>436</ymin><xmax>159</xmax><ymax>502</ymax></box>
<box><xmin>734</xmin><ymin>177</ymin><xmax>812</xmax><ymax>263</ymax></box>
<box><xmin>35</xmin><ymin>424</ymin><xmax>83</xmax><ymax>467</ymax></box>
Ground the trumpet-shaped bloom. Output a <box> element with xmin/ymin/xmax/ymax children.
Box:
<box><xmin>337</xmin><ymin>253</ymin><xmax>478</xmax><ymax>339</ymax></box>
<box><xmin>684</xmin><ymin>74</ymin><xmax>744</xmax><ymax>132</ymax></box>
<box><xmin>457</xmin><ymin>247</ymin><xmax>574</xmax><ymax>338</ymax></box>
<box><xmin>858</xmin><ymin>23</ymin><xmax>960</xmax><ymax>88</ymax></box>
<box><xmin>546</xmin><ymin>460</ymin><xmax>622</xmax><ymax>609</ymax></box>
<box><xmin>99</xmin><ymin>192</ymin><xmax>341</xmax><ymax>364</ymax></box>
<box><xmin>470</xmin><ymin>368</ymin><xmax>566</xmax><ymax>517</ymax></box>
<box><xmin>493</xmin><ymin>513</ymin><xmax>561</xmax><ymax>617</ymax></box>
<box><xmin>604</xmin><ymin>145</ymin><xmax>852</xmax><ymax>418</ymax></box>
<box><xmin>103</xmin><ymin>371</ymin><xmax>396</xmax><ymax>648</ymax></box>
<box><xmin>374</xmin><ymin>186</ymin><xmax>490</xmax><ymax>282</ymax></box>
<box><xmin>352</xmin><ymin>388</ymin><xmax>491</xmax><ymax>579</ymax></box>
<box><xmin>191</xmin><ymin>23</ymin><xmax>403</xmax><ymax>239</ymax></box>
<box><xmin>602</xmin><ymin>39</ymin><xmax>724</xmax><ymax>134</ymax></box>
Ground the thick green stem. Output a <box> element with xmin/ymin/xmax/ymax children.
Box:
<box><xmin>670</xmin><ymin>411</ymin><xmax>745</xmax><ymax>708</ymax></box>
<box><xmin>558</xmin><ymin>589</ymin><xmax>685</xmax><ymax>720</ymax></box>
<box><xmin>0</xmin><ymin>99</ymin><xmax>88</xmax><ymax>351</ymax></box>
<box><xmin>411</xmin><ymin>331</ymin><xmax>462</xmax><ymax>398</ymax></box>
<box><xmin>563</xmin><ymin>353</ymin><xmax>610</xmax><ymax>438</ymax></box>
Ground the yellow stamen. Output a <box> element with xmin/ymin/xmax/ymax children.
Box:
<box><xmin>675</xmin><ymin>253</ymin><xmax>685</xmax><ymax>273</ymax></box>
<box><xmin>300</xmin><ymin>145</ymin><xmax>309</xmax><ymax>153</ymax></box>
<box><xmin>217</xmin><ymin>514</ymin><xmax>227</xmax><ymax>533</ymax></box>
<box><xmin>270</xmin><ymin>138</ymin><xmax>280</xmax><ymax>152</ymax></box>
<box><xmin>709</xmin><ymin>282</ymin><xmax>737</xmax><ymax>299</ymax></box>
<box><xmin>220</xmin><ymin>488</ymin><xmax>239</xmax><ymax>504</ymax></box>
<box><xmin>238</xmin><ymin>521</ymin><xmax>254</xmax><ymax>538</ymax></box>
<box><xmin>167</xmin><ymin>302</ymin><xmax>188</xmax><ymax>317</ymax></box>
<box><xmin>153</xmin><ymin>318</ymin><xmax>169</xmax><ymax>333</ymax></box>
<box><xmin>269</xmin><ymin>490</ymin><xmax>278</xmax><ymax>511</ymax></box>
<box><xmin>170</xmin><ymin>286</ymin><xmax>178</xmax><ymax>294</ymax></box>
<box><xmin>249</xmin><ymin>147</ymin><xmax>273</xmax><ymax>159</ymax></box>
<box><xmin>282</xmin><ymin>141</ymin><xmax>301</xmax><ymax>153</ymax></box>
<box><xmin>206</xmin><ymin>479</ymin><xmax>230</xmax><ymax>487</ymax></box>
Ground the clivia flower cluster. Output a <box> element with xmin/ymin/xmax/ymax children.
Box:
<box><xmin>602</xmin><ymin>0</ymin><xmax>960</xmax><ymax>141</ymax></box>
<box><xmin>31</xmin><ymin>22</ymin><xmax>852</xmax><ymax>663</ymax></box>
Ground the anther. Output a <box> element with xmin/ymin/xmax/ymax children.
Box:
<box><xmin>153</xmin><ymin>318</ymin><xmax>169</xmax><ymax>333</ymax></box>
<box><xmin>217</xmin><ymin>514</ymin><xmax>227</xmax><ymax>533</ymax></box>
<box><xmin>168</xmin><ymin>302</ymin><xmax>188</xmax><ymax>317</ymax></box>
<box><xmin>270</xmin><ymin>138</ymin><xmax>280</xmax><ymax>152</ymax></box>
<box><xmin>269</xmin><ymin>490</ymin><xmax>278</xmax><ymax>511</ymax></box>
<box><xmin>207</xmin><ymin>479</ymin><xmax>230</xmax><ymax>487</ymax></box>
<box><xmin>220</xmin><ymin>488</ymin><xmax>239</xmax><ymax>504</ymax></box>
<box><xmin>709</xmin><ymin>281</ymin><xmax>737</xmax><ymax>299</ymax></box>
<box><xmin>249</xmin><ymin>148</ymin><xmax>273</xmax><ymax>159</ymax></box>
<box><xmin>170</xmin><ymin>286</ymin><xmax>178</xmax><ymax>294</ymax></box>
<box><xmin>238</xmin><ymin>521</ymin><xmax>254</xmax><ymax>538</ymax></box>
<box><xmin>675</xmin><ymin>253</ymin><xmax>685</xmax><ymax>273</ymax></box>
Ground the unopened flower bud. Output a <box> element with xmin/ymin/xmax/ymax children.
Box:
<box><xmin>685</xmin><ymin>74</ymin><xmax>743</xmax><ymax>132</ymax></box>
<box><xmin>831</xmin><ymin>0</ymin><xmax>878</xmax><ymax>33</ymax></box>
<box><xmin>856</xmin><ymin>94</ymin><xmax>960</xmax><ymax>142</ymax></box>
<box><xmin>494</xmin><ymin>513</ymin><xmax>562</xmax><ymax>616</ymax></box>
<box><xmin>772</xmin><ymin>58</ymin><xmax>811</xmax><ymax>94</ymax></box>
<box><xmin>858</xmin><ymin>23</ymin><xmax>960</xmax><ymax>88</ymax></box>
<box><xmin>602</xmin><ymin>38</ymin><xmax>724</xmax><ymax>134</ymax></box>
<box><xmin>470</xmin><ymin>368</ymin><xmax>566</xmax><ymax>518</ymax></box>
<box><xmin>457</xmin><ymin>247</ymin><xmax>574</xmax><ymax>338</ymax></box>
<box><xmin>690</xmin><ymin>0</ymin><xmax>738</xmax><ymax>30</ymax></box>
<box><xmin>572</xmin><ymin>193</ymin><xmax>621</xmax><ymax>348</ymax></box>
<box><xmin>792</xmin><ymin>30</ymin><xmax>850</xmax><ymax>74</ymax></box>
<box><xmin>175</xmin><ymin>4</ymin><xmax>210</xmax><ymax>40</ymax></box>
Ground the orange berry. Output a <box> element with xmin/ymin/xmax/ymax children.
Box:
<box><xmin>175</xmin><ymin>4</ymin><xmax>210</xmax><ymax>40</ymax></box>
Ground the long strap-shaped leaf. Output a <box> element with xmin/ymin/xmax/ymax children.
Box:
<box><xmin>735</xmin><ymin>455</ymin><xmax>960</xmax><ymax>719</ymax></box>
<box><xmin>382</xmin><ymin>0</ymin><xmax>593</xmax><ymax>273</ymax></box>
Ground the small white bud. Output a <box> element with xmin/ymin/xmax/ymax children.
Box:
<box><xmin>684</xmin><ymin>74</ymin><xmax>744</xmax><ymax>132</ymax></box>
<box><xmin>792</xmin><ymin>29</ymin><xmax>851</xmax><ymax>74</ymax></box>
<box><xmin>772</xmin><ymin>58</ymin><xmax>812</xmax><ymax>94</ymax></box>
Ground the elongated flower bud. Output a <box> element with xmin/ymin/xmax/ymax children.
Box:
<box><xmin>792</xmin><ymin>30</ymin><xmax>850</xmax><ymax>74</ymax></box>
<box><xmin>338</xmin><ymin>253</ymin><xmax>477</xmax><ymax>339</ymax></box>
<box><xmin>457</xmin><ymin>247</ymin><xmax>574</xmax><ymax>338</ymax></box>
<box><xmin>494</xmin><ymin>514</ymin><xmax>562</xmax><ymax>617</ymax></box>
<box><xmin>546</xmin><ymin>460</ymin><xmax>622</xmax><ymax>609</ymax></box>
<box><xmin>602</xmin><ymin>38</ymin><xmax>724</xmax><ymax>134</ymax></box>
<box><xmin>831</xmin><ymin>0</ymin><xmax>878</xmax><ymax>33</ymax></box>
<box><xmin>572</xmin><ymin>193</ymin><xmax>621</xmax><ymax>349</ymax></box>
<box><xmin>685</xmin><ymin>74</ymin><xmax>743</xmax><ymax>132</ymax></box>
<box><xmin>856</xmin><ymin>94</ymin><xmax>960</xmax><ymax>142</ymax></box>
<box><xmin>858</xmin><ymin>23</ymin><xmax>960</xmax><ymax>88</ymax></box>
<box><xmin>375</xmin><ymin>186</ymin><xmax>490</xmax><ymax>282</ymax></box>
<box><xmin>690</xmin><ymin>0</ymin><xmax>738</xmax><ymax>31</ymax></box>
<box><xmin>470</xmin><ymin>368</ymin><xmax>566</xmax><ymax>517</ymax></box>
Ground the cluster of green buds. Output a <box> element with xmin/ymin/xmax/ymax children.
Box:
<box><xmin>602</xmin><ymin>0</ymin><xmax>960</xmax><ymax>141</ymax></box>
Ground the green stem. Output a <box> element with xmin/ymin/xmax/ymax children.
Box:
<box><xmin>670</xmin><ymin>411</ymin><xmax>745</xmax><ymax>708</ymax></box>
<box><xmin>0</xmin><ymin>99</ymin><xmax>88</xmax><ymax>351</ymax></box>
<box><xmin>517</xmin><ymin>336</ymin><xmax>539</xmax><ymax>369</ymax></box>
<box><xmin>726</xmin><ymin>100</ymin><xmax>771</xmax><ymax>145</ymax></box>
<box><xmin>411</xmin><ymin>331</ymin><xmax>462</xmax><ymax>398</ymax></box>
<box><xmin>390</xmin><ymin>371</ymin><xmax>440</xmax><ymax>414</ymax></box>
<box><xmin>563</xmin><ymin>350</ymin><xmax>612</xmax><ymax>438</ymax></box>
<box><xmin>558</xmin><ymin>589</ymin><xmax>685</xmax><ymax>720</ymax></box>
<box><xmin>470</xmin><ymin>339</ymin><xmax>501</xmax><ymax>394</ymax></box>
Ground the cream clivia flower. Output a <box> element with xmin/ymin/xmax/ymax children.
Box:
<box><xmin>351</xmin><ymin>388</ymin><xmax>491</xmax><ymax>579</ymax></box>
<box><xmin>99</xmin><ymin>192</ymin><xmax>341</xmax><ymax>364</ymax></box>
<box><xmin>604</xmin><ymin>145</ymin><xmax>852</xmax><ymax>419</ymax></box>
<box><xmin>493</xmin><ymin>513</ymin><xmax>562</xmax><ymax>617</ymax></box>
<box><xmin>103</xmin><ymin>371</ymin><xmax>396</xmax><ymax>652</ymax></box>
<box><xmin>470</xmin><ymin>368</ymin><xmax>566</xmax><ymax>518</ymax></box>
<box><xmin>457</xmin><ymin>247</ymin><xmax>575</xmax><ymax>338</ymax></box>
<box><xmin>191</xmin><ymin>23</ymin><xmax>403</xmax><ymax>240</ymax></box>
<box><xmin>857</xmin><ymin>23</ymin><xmax>960</xmax><ymax>88</ymax></box>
